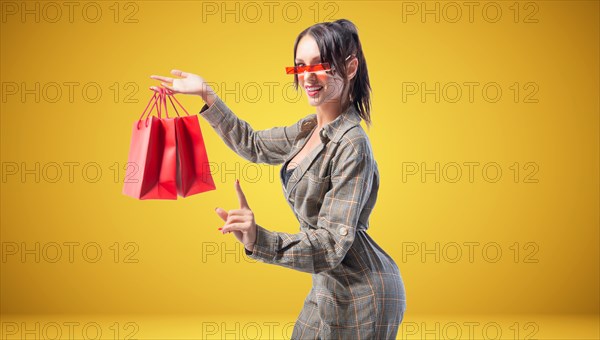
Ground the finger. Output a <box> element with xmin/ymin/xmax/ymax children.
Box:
<box><xmin>171</xmin><ymin>69</ymin><xmax>190</xmax><ymax>78</ymax></box>
<box><xmin>221</xmin><ymin>223</ymin><xmax>246</xmax><ymax>234</ymax></box>
<box><xmin>215</xmin><ymin>207</ymin><xmax>228</xmax><ymax>221</ymax></box>
<box><xmin>226</xmin><ymin>214</ymin><xmax>248</xmax><ymax>225</ymax></box>
<box><xmin>160</xmin><ymin>83</ymin><xmax>177</xmax><ymax>92</ymax></box>
<box><xmin>235</xmin><ymin>179</ymin><xmax>250</xmax><ymax>209</ymax></box>
<box><xmin>150</xmin><ymin>75</ymin><xmax>174</xmax><ymax>83</ymax></box>
<box><xmin>226</xmin><ymin>209</ymin><xmax>250</xmax><ymax>217</ymax></box>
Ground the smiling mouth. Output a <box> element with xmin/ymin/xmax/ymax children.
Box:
<box><xmin>305</xmin><ymin>85</ymin><xmax>323</xmax><ymax>97</ymax></box>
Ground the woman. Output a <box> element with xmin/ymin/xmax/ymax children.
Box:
<box><xmin>151</xmin><ymin>18</ymin><xmax>406</xmax><ymax>340</ymax></box>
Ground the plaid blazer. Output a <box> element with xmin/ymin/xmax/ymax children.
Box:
<box><xmin>199</xmin><ymin>97</ymin><xmax>407</xmax><ymax>339</ymax></box>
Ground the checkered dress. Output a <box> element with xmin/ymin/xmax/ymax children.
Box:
<box><xmin>199</xmin><ymin>97</ymin><xmax>407</xmax><ymax>339</ymax></box>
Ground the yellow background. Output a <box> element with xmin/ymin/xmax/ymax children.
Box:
<box><xmin>1</xmin><ymin>0</ymin><xmax>598</xmax><ymax>339</ymax></box>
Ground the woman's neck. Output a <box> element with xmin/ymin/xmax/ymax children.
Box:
<box><xmin>315</xmin><ymin>99</ymin><xmax>350</xmax><ymax>128</ymax></box>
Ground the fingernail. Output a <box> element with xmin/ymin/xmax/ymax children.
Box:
<box><xmin>217</xmin><ymin>227</ymin><xmax>222</xmax><ymax>230</ymax></box>
<box><xmin>214</xmin><ymin>207</ymin><xmax>218</xmax><ymax>212</ymax></box>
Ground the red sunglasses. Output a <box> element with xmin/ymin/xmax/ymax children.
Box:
<box><xmin>285</xmin><ymin>55</ymin><xmax>354</xmax><ymax>75</ymax></box>
<box><xmin>285</xmin><ymin>62</ymin><xmax>332</xmax><ymax>75</ymax></box>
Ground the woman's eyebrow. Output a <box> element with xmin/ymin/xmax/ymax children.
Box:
<box><xmin>295</xmin><ymin>57</ymin><xmax>320</xmax><ymax>63</ymax></box>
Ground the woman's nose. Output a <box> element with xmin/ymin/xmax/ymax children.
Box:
<box><xmin>302</xmin><ymin>71</ymin><xmax>317</xmax><ymax>81</ymax></box>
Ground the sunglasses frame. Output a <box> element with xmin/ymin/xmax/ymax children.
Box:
<box><xmin>285</xmin><ymin>54</ymin><xmax>355</xmax><ymax>76</ymax></box>
<box><xmin>285</xmin><ymin>62</ymin><xmax>332</xmax><ymax>75</ymax></box>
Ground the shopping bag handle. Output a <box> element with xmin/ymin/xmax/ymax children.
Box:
<box><xmin>143</xmin><ymin>87</ymin><xmax>174</xmax><ymax>121</ymax></box>
<box><xmin>162</xmin><ymin>88</ymin><xmax>191</xmax><ymax>117</ymax></box>
<box><xmin>137</xmin><ymin>91</ymin><xmax>160</xmax><ymax>129</ymax></box>
<box><xmin>155</xmin><ymin>87</ymin><xmax>169</xmax><ymax>119</ymax></box>
<box><xmin>155</xmin><ymin>86</ymin><xmax>190</xmax><ymax>119</ymax></box>
<box><xmin>136</xmin><ymin>87</ymin><xmax>190</xmax><ymax>129</ymax></box>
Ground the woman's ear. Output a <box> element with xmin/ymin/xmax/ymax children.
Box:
<box><xmin>346</xmin><ymin>56</ymin><xmax>359</xmax><ymax>81</ymax></box>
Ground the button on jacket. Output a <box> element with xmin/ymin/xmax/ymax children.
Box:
<box><xmin>199</xmin><ymin>97</ymin><xmax>407</xmax><ymax>339</ymax></box>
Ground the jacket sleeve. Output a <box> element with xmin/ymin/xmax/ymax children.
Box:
<box><xmin>244</xmin><ymin>136</ymin><xmax>375</xmax><ymax>274</ymax></box>
<box><xmin>198</xmin><ymin>96</ymin><xmax>310</xmax><ymax>165</ymax></box>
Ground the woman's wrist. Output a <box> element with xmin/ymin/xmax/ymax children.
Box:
<box><xmin>199</xmin><ymin>87</ymin><xmax>218</xmax><ymax>107</ymax></box>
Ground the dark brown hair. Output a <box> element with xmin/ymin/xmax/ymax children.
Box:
<box><xmin>292</xmin><ymin>19</ymin><xmax>372</xmax><ymax>127</ymax></box>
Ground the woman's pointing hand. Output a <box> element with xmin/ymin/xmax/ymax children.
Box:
<box><xmin>215</xmin><ymin>179</ymin><xmax>257</xmax><ymax>252</ymax></box>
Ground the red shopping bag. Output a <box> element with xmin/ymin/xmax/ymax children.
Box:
<box><xmin>165</xmin><ymin>92</ymin><xmax>216</xmax><ymax>197</ymax></box>
<box><xmin>123</xmin><ymin>89</ymin><xmax>177</xmax><ymax>200</ymax></box>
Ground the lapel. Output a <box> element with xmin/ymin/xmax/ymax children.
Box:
<box><xmin>282</xmin><ymin>104</ymin><xmax>363</xmax><ymax>199</ymax></box>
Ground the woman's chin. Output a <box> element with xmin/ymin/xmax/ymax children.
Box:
<box><xmin>306</xmin><ymin>95</ymin><xmax>325</xmax><ymax>106</ymax></box>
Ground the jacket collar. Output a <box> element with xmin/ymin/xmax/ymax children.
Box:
<box><xmin>300</xmin><ymin>104</ymin><xmax>363</xmax><ymax>144</ymax></box>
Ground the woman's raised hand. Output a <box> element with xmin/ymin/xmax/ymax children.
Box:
<box><xmin>215</xmin><ymin>179</ymin><xmax>257</xmax><ymax>253</ymax></box>
<box><xmin>150</xmin><ymin>69</ymin><xmax>217</xmax><ymax>106</ymax></box>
